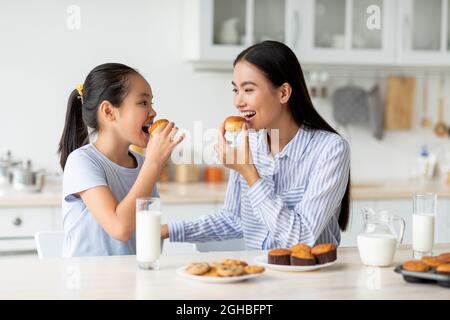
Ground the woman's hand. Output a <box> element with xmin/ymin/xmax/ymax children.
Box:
<box><xmin>214</xmin><ymin>122</ymin><xmax>260</xmax><ymax>186</ymax></box>
<box><xmin>145</xmin><ymin>122</ymin><xmax>184</xmax><ymax>169</ymax></box>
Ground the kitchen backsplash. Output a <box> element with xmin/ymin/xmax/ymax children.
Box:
<box><xmin>1</xmin><ymin>0</ymin><xmax>450</xmax><ymax>182</ymax></box>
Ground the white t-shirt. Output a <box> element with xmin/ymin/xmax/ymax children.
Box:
<box><xmin>62</xmin><ymin>143</ymin><xmax>158</xmax><ymax>257</ymax></box>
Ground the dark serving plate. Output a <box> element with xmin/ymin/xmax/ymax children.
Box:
<box><xmin>394</xmin><ymin>265</ymin><xmax>450</xmax><ymax>288</ymax></box>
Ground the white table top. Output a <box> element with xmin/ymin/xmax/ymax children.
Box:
<box><xmin>1</xmin><ymin>245</ymin><xmax>449</xmax><ymax>300</ymax></box>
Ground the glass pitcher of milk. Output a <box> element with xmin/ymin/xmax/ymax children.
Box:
<box><xmin>357</xmin><ymin>208</ymin><xmax>405</xmax><ymax>267</ymax></box>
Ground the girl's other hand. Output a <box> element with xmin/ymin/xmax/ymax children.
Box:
<box><xmin>161</xmin><ymin>224</ymin><xmax>169</xmax><ymax>240</ymax></box>
<box><xmin>145</xmin><ymin>122</ymin><xmax>184</xmax><ymax>168</ymax></box>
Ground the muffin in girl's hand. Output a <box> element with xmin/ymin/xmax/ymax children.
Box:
<box><xmin>268</xmin><ymin>248</ymin><xmax>292</xmax><ymax>265</ymax></box>
<box><xmin>311</xmin><ymin>243</ymin><xmax>337</xmax><ymax>264</ymax></box>
<box><xmin>149</xmin><ymin>119</ymin><xmax>170</xmax><ymax>134</ymax></box>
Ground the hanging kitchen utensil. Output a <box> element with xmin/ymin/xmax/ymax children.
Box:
<box><xmin>421</xmin><ymin>76</ymin><xmax>432</xmax><ymax>128</ymax></box>
<box><xmin>332</xmin><ymin>85</ymin><xmax>369</xmax><ymax>126</ymax></box>
<box><xmin>367</xmin><ymin>84</ymin><xmax>385</xmax><ymax>140</ymax></box>
<box><xmin>384</xmin><ymin>76</ymin><xmax>416</xmax><ymax>130</ymax></box>
<box><xmin>434</xmin><ymin>76</ymin><xmax>447</xmax><ymax>137</ymax></box>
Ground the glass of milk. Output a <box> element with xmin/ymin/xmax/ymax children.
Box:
<box><xmin>412</xmin><ymin>193</ymin><xmax>436</xmax><ymax>259</ymax></box>
<box><xmin>136</xmin><ymin>197</ymin><xmax>162</xmax><ymax>270</ymax></box>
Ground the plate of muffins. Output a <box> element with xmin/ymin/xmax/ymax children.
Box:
<box><xmin>177</xmin><ymin>259</ymin><xmax>265</xmax><ymax>283</ymax></box>
<box><xmin>254</xmin><ymin>243</ymin><xmax>337</xmax><ymax>272</ymax></box>
<box><xmin>394</xmin><ymin>252</ymin><xmax>450</xmax><ymax>288</ymax></box>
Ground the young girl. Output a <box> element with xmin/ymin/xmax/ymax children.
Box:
<box><xmin>59</xmin><ymin>63</ymin><xmax>183</xmax><ymax>257</ymax></box>
<box><xmin>162</xmin><ymin>41</ymin><xmax>350</xmax><ymax>249</ymax></box>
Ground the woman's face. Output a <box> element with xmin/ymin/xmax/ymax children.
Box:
<box><xmin>114</xmin><ymin>74</ymin><xmax>156</xmax><ymax>148</ymax></box>
<box><xmin>232</xmin><ymin>60</ymin><xmax>284</xmax><ymax>130</ymax></box>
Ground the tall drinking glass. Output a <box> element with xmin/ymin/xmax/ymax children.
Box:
<box><xmin>136</xmin><ymin>197</ymin><xmax>161</xmax><ymax>270</ymax></box>
<box><xmin>412</xmin><ymin>193</ymin><xmax>436</xmax><ymax>259</ymax></box>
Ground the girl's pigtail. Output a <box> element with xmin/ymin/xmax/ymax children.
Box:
<box><xmin>58</xmin><ymin>89</ymin><xmax>89</xmax><ymax>170</ymax></box>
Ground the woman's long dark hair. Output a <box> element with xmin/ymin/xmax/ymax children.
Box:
<box><xmin>234</xmin><ymin>41</ymin><xmax>350</xmax><ymax>231</ymax></box>
<box><xmin>58</xmin><ymin>63</ymin><xmax>139</xmax><ymax>170</ymax></box>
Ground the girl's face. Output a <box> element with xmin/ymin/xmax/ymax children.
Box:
<box><xmin>232</xmin><ymin>61</ymin><xmax>286</xmax><ymax>130</ymax></box>
<box><xmin>113</xmin><ymin>74</ymin><xmax>156</xmax><ymax>148</ymax></box>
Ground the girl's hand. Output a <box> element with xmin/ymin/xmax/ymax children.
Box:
<box><xmin>145</xmin><ymin>122</ymin><xmax>184</xmax><ymax>168</ymax></box>
<box><xmin>214</xmin><ymin>122</ymin><xmax>260</xmax><ymax>186</ymax></box>
<box><xmin>161</xmin><ymin>224</ymin><xmax>169</xmax><ymax>240</ymax></box>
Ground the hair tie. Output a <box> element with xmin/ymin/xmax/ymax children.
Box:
<box><xmin>76</xmin><ymin>84</ymin><xmax>84</xmax><ymax>103</ymax></box>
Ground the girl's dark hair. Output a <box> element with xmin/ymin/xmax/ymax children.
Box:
<box><xmin>58</xmin><ymin>63</ymin><xmax>139</xmax><ymax>170</ymax></box>
<box><xmin>234</xmin><ymin>41</ymin><xmax>351</xmax><ymax>231</ymax></box>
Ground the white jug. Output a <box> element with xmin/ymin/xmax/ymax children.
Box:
<box><xmin>357</xmin><ymin>208</ymin><xmax>405</xmax><ymax>267</ymax></box>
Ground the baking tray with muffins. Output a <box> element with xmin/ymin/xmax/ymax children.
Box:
<box><xmin>394</xmin><ymin>252</ymin><xmax>450</xmax><ymax>288</ymax></box>
<box><xmin>177</xmin><ymin>259</ymin><xmax>265</xmax><ymax>283</ymax></box>
<box><xmin>254</xmin><ymin>243</ymin><xmax>338</xmax><ymax>272</ymax></box>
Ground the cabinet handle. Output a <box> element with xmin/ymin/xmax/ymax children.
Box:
<box><xmin>13</xmin><ymin>217</ymin><xmax>22</xmax><ymax>227</ymax></box>
<box><xmin>292</xmin><ymin>9</ymin><xmax>301</xmax><ymax>49</ymax></box>
<box><xmin>403</xmin><ymin>14</ymin><xmax>410</xmax><ymax>50</ymax></box>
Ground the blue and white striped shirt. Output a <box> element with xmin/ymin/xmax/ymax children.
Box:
<box><xmin>168</xmin><ymin>126</ymin><xmax>350</xmax><ymax>250</ymax></box>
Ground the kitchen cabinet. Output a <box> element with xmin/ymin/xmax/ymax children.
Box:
<box><xmin>291</xmin><ymin>0</ymin><xmax>397</xmax><ymax>64</ymax></box>
<box><xmin>0</xmin><ymin>207</ymin><xmax>60</xmax><ymax>253</ymax></box>
<box><xmin>183</xmin><ymin>0</ymin><xmax>397</xmax><ymax>65</ymax></box>
<box><xmin>397</xmin><ymin>0</ymin><xmax>450</xmax><ymax>65</ymax></box>
<box><xmin>183</xmin><ymin>0</ymin><xmax>288</xmax><ymax>66</ymax></box>
<box><xmin>0</xmin><ymin>203</ymin><xmax>246</xmax><ymax>254</ymax></box>
<box><xmin>1</xmin><ymin>193</ymin><xmax>447</xmax><ymax>253</ymax></box>
<box><xmin>183</xmin><ymin>0</ymin><xmax>450</xmax><ymax>67</ymax></box>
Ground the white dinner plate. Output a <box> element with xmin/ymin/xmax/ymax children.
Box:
<box><xmin>176</xmin><ymin>266</ymin><xmax>264</xmax><ymax>283</ymax></box>
<box><xmin>254</xmin><ymin>255</ymin><xmax>337</xmax><ymax>272</ymax></box>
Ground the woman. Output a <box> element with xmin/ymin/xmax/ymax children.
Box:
<box><xmin>162</xmin><ymin>41</ymin><xmax>350</xmax><ymax>249</ymax></box>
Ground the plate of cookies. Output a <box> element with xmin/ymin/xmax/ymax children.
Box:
<box><xmin>394</xmin><ymin>252</ymin><xmax>450</xmax><ymax>288</ymax></box>
<box><xmin>254</xmin><ymin>243</ymin><xmax>337</xmax><ymax>272</ymax></box>
<box><xmin>177</xmin><ymin>259</ymin><xmax>265</xmax><ymax>283</ymax></box>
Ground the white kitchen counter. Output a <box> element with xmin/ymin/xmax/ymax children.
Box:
<box><xmin>3</xmin><ymin>179</ymin><xmax>450</xmax><ymax>208</ymax></box>
<box><xmin>1</xmin><ymin>244</ymin><xmax>449</xmax><ymax>299</ymax></box>
<box><xmin>0</xmin><ymin>182</ymin><xmax>228</xmax><ymax>208</ymax></box>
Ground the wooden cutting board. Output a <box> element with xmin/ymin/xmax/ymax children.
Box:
<box><xmin>384</xmin><ymin>76</ymin><xmax>416</xmax><ymax>129</ymax></box>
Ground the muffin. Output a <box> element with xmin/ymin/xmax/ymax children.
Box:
<box><xmin>224</xmin><ymin>116</ymin><xmax>246</xmax><ymax>132</ymax></box>
<box><xmin>291</xmin><ymin>250</ymin><xmax>316</xmax><ymax>266</ymax></box>
<box><xmin>311</xmin><ymin>243</ymin><xmax>337</xmax><ymax>264</ymax></box>
<box><xmin>290</xmin><ymin>243</ymin><xmax>312</xmax><ymax>253</ymax></box>
<box><xmin>438</xmin><ymin>253</ymin><xmax>450</xmax><ymax>263</ymax></box>
<box><xmin>402</xmin><ymin>260</ymin><xmax>430</xmax><ymax>273</ymax></box>
<box><xmin>436</xmin><ymin>264</ymin><xmax>450</xmax><ymax>275</ymax></box>
<box><xmin>268</xmin><ymin>248</ymin><xmax>292</xmax><ymax>265</ymax></box>
<box><xmin>224</xmin><ymin>116</ymin><xmax>246</xmax><ymax>147</ymax></box>
<box><xmin>149</xmin><ymin>119</ymin><xmax>170</xmax><ymax>134</ymax></box>
<box><xmin>421</xmin><ymin>256</ymin><xmax>446</xmax><ymax>268</ymax></box>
